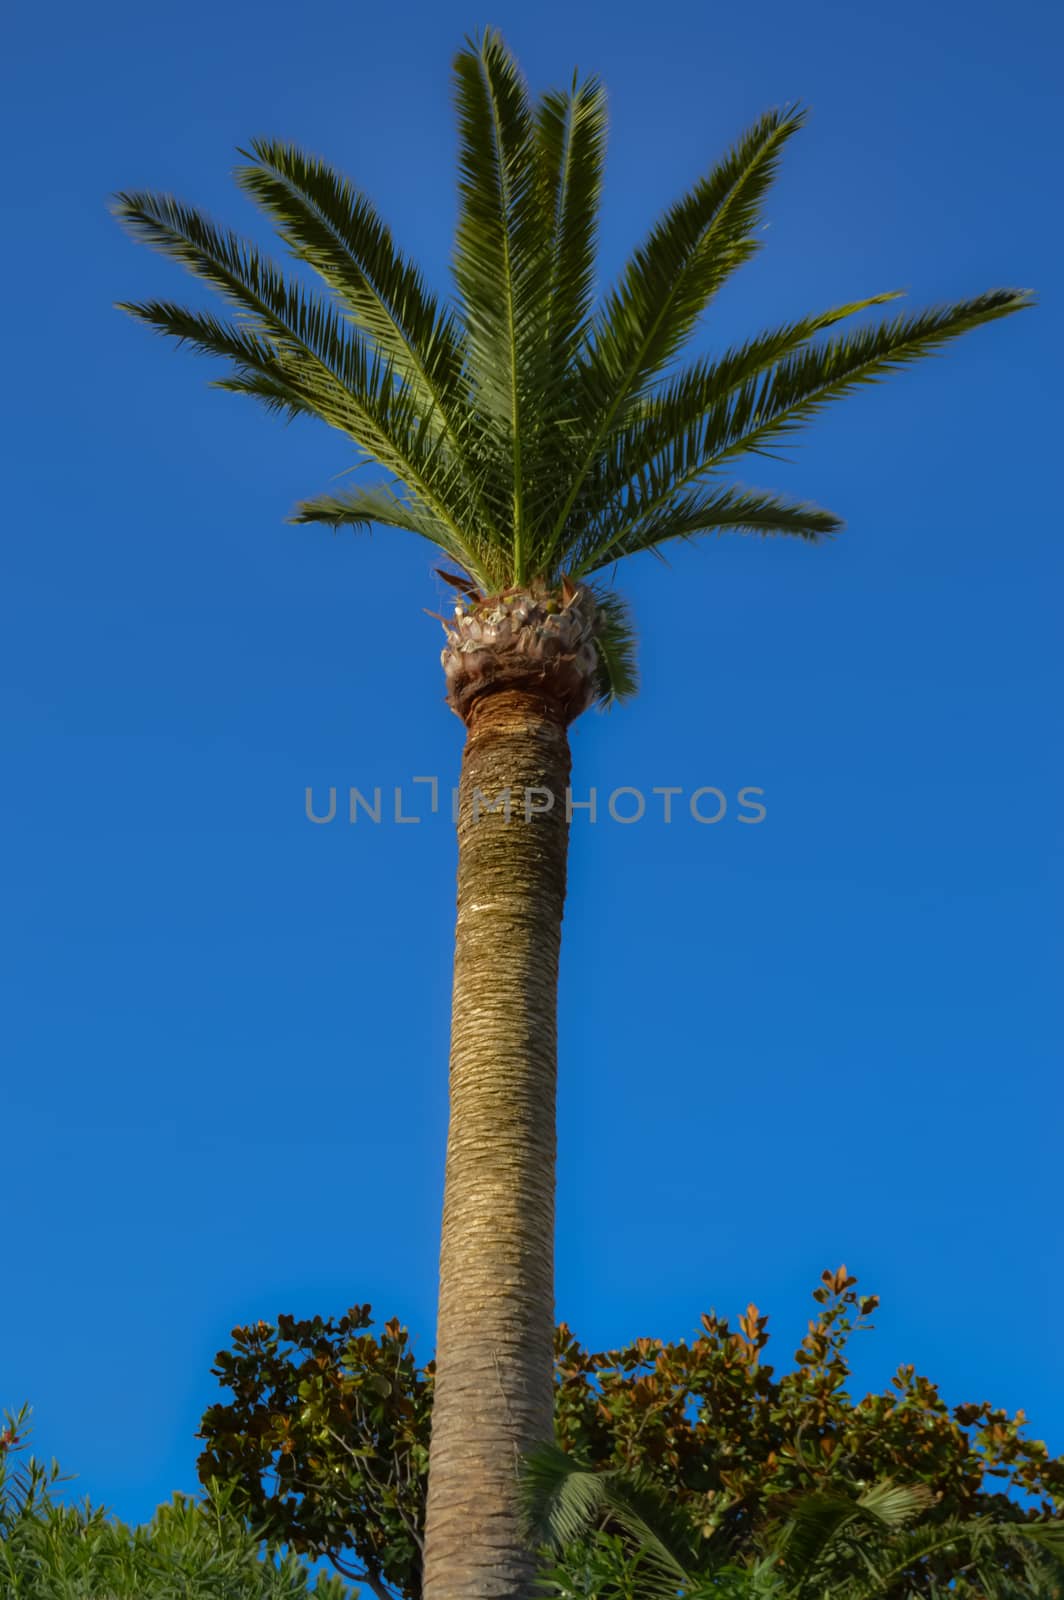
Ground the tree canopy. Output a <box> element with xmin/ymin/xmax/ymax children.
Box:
<box><xmin>196</xmin><ymin>1269</ymin><xmax>1064</xmax><ymax>1600</ymax></box>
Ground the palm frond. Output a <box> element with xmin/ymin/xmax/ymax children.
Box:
<box><xmin>573</xmin><ymin>482</ymin><xmax>842</xmax><ymax>576</ymax></box>
<box><xmin>525</xmin><ymin>1450</ymin><xmax>1064</xmax><ymax>1600</ymax></box>
<box><xmin>118</xmin><ymin>297</ymin><xmax>282</xmax><ymax>371</ymax></box>
<box><xmin>112</xmin><ymin>190</ymin><xmax>487</xmax><ymax>574</ymax></box>
<box><xmin>561</xmin><ymin>288</ymin><xmax>1032</xmax><ymax>566</ymax></box>
<box><xmin>113</xmin><ymin>189</ymin><xmax>376</xmax><ymax>397</ymax></box>
<box><xmin>541</xmin><ymin>105</ymin><xmax>806</xmax><ymax>569</ymax></box>
<box><xmin>775</xmin><ymin>1481</ymin><xmax>932</xmax><ymax>1591</ymax></box>
<box><xmin>587</xmin><ymin>102</ymin><xmax>806</xmax><ymax>394</ymax></box>
<box><xmin>235</xmin><ymin>139</ymin><xmax>465</xmax><ymax>394</ymax></box>
<box><xmin>695</xmin><ymin>289</ymin><xmax>1033</xmax><ymax>473</ymax></box>
<box><xmin>855</xmin><ymin>1479</ymin><xmax>934</xmax><ymax>1530</ymax></box>
<box><xmin>232</xmin><ymin>141</ymin><xmax>495</xmax><ymax>517</ymax></box>
<box><xmin>588</xmin><ymin>290</ymin><xmax>904</xmax><ymax>507</ymax></box>
<box><xmin>535</xmin><ymin>72</ymin><xmax>608</xmax><ymax>381</ymax></box>
<box><xmin>116</xmin><ymin>299</ymin><xmax>319</xmax><ymax>422</ymax></box>
<box><xmin>452</xmin><ymin>29</ymin><xmax>551</xmax><ymax>578</ymax></box>
<box><xmin>211</xmin><ymin>370</ymin><xmax>315</xmax><ymax>422</ymax></box>
<box><xmin>521</xmin><ymin>1445</ymin><xmax>692</xmax><ymax>1600</ymax></box>
<box><xmin>826</xmin><ymin>1516</ymin><xmax>1064</xmax><ymax>1600</ymax></box>
<box><xmin>289</xmin><ymin>485</ymin><xmax>486</xmax><ymax>579</ymax></box>
<box><xmin>1013</xmin><ymin>1521</ymin><xmax>1064</xmax><ymax>1561</ymax></box>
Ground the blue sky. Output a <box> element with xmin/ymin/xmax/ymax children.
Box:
<box><xmin>2</xmin><ymin>0</ymin><xmax>1061</xmax><ymax>1529</ymax></box>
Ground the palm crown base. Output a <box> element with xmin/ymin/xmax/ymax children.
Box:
<box><xmin>441</xmin><ymin>583</ymin><xmax>600</xmax><ymax>724</ymax></box>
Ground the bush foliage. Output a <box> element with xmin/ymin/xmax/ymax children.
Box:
<box><xmin>0</xmin><ymin>1407</ymin><xmax>351</xmax><ymax>1600</ymax></box>
<box><xmin>197</xmin><ymin>1269</ymin><xmax>1064</xmax><ymax>1598</ymax></box>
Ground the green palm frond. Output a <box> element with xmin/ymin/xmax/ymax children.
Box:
<box><xmin>854</xmin><ymin>1479</ymin><xmax>936</xmax><ymax>1529</ymax></box>
<box><xmin>523</xmin><ymin>1445</ymin><xmax>1064</xmax><ymax>1600</ymax></box>
<box><xmin>590</xmin><ymin>290</ymin><xmax>904</xmax><ymax>500</ymax></box>
<box><xmin>775</xmin><ymin>1481</ymin><xmax>933</xmax><ymax>1591</ymax></box>
<box><xmin>640</xmin><ymin>289</ymin><xmax>906</xmax><ymax>408</ymax></box>
<box><xmin>578</xmin><ymin>289</ymin><xmax>1031</xmax><ymax>551</ymax></box>
<box><xmin>112</xmin><ymin>190</ymin><xmax>489</xmax><ymax>575</ymax></box>
<box><xmin>452</xmin><ymin>29</ymin><xmax>553</xmax><ymax>578</ymax></box>
<box><xmin>584</xmin><ymin>103</ymin><xmax>806</xmax><ymax>397</ymax></box>
<box><xmin>539</xmin><ymin>105</ymin><xmax>807</xmax><ymax>570</ymax></box>
<box><xmin>118</xmin><ymin>298</ymin><xmax>286</xmax><ymax>373</ymax></box>
<box><xmin>289</xmin><ymin>484</ymin><xmax>436</xmax><ymax>533</ymax></box>
<box><xmin>290</xmin><ymin>485</ymin><xmax>486</xmax><ymax>578</ymax></box>
<box><xmin>535</xmin><ymin>71</ymin><xmax>609</xmax><ymax>382</ymax></box>
<box><xmin>690</xmin><ymin>290</ymin><xmax>1033</xmax><ymax>475</ymax></box>
<box><xmin>574</xmin><ymin>483</ymin><xmax>843</xmax><ymax>575</ymax></box>
<box><xmin>115</xmin><ymin>191</ymin><xmax>372</xmax><ymax>383</ymax></box>
<box><xmin>768</xmin><ymin>1490</ymin><xmax>1064</xmax><ymax>1600</ymax></box>
<box><xmin>116</xmin><ymin>299</ymin><xmax>319</xmax><ymax>422</ymax></box>
<box><xmin>231</xmin><ymin>142</ymin><xmax>489</xmax><ymax>488</ymax></box>
<box><xmin>823</xmin><ymin>1516</ymin><xmax>1064</xmax><ymax>1600</ymax></box>
<box><xmin>112</xmin><ymin>191</ymin><xmax>404</xmax><ymax>445</ymax></box>
<box><xmin>522</xmin><ymin>1445</ymin><xmax>693</xmax><ymax>1600</ymax></box>
<box><xmin>211</xmin><ymin>369</ymin><xmax>316</xmax><ymax>422</ymax></box>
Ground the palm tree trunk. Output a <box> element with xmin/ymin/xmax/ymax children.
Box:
<box><xmin>422</xmin><ymin>686</ymin><xmax>572</xmax><ymax>1600</ymax></box>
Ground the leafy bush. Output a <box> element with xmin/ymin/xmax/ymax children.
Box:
<box><xmin>0</xmin><ymin>1406</ymin><xmax>352</xmax><ymax>1600</ymax></box>
<box><xmin>525</xmin><ymin>1444</ymin><xmax>1064</xmax><ymax>1600</ymax></box>
<box><xmin>197</xmin><ymin>1269</ymin><xmax>1064</xmax><ymax>1598</ymax></box>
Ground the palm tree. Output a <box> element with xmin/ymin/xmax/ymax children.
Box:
<box><xmin>523</xmin><ymin>1446</ymin><xmax>1064</xmax><ymax>1600</ymax></box>
<box><xmin>113</xmin><ymin>30</ymin><xmax>1031</xmax><ymax>1600</ymax></box>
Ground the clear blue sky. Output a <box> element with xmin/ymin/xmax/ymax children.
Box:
<box><xmin>2</xmin><ymin>0</ymin><xmax>1061</xmax><ymax>1527</ymax></box>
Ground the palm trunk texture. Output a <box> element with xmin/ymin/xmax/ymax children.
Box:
<box><xmin>422</xmin><ymin>682</ymin><xmax>574</xmax><ymax>1600</ymax></box>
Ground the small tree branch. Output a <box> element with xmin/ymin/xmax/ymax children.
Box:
<box><xmin>329</xmin><ymin>1551</ymin><xmax>398</xmax><ymax>1600</ymax></box>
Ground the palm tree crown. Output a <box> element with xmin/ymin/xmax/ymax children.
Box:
<box><xmin>114</xmin><ymin>29</ymin><xmax>1031</xmax><ymax>709</ymax></box>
